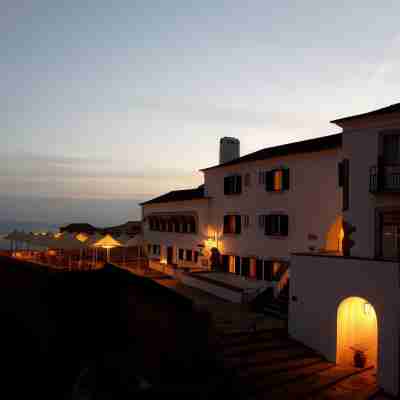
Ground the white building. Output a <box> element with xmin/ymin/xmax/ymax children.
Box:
<box><xmin>142</xmin><ymin>133</ymin><xmax>343</xmax><ymax>281</ymax></box>
<box><xmin>289</xmin><ymin>103</ymin><xmax>400</xmax><ymax>396</ymax></box>
<box><xmin>141</xmin><ymin>102</ymin><xmax>400</xmax><ymax>395</ymax></box>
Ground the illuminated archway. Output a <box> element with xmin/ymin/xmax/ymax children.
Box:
<box><xmin>337</xmin><ymin>296</ymin><xmax>378</xmax><ymax>369</ymax></box>
<box><xmin>326</xmin><ymin>216</ymin><xmax>344</xmax><ymax>253</ymax></box>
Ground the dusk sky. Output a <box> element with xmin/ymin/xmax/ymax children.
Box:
<box><xmin>2</xmin><ymin>0</ymin><xmax>400</xmax><ymax>226</ymax></box>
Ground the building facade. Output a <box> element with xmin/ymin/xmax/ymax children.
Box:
<box><xmin>289</xmin><ymin>103</ymin><xmax>400</xmax><ymax>396</ymax></box>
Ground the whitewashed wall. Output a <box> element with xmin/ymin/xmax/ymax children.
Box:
<box><xmin>142</xmin><ymin>198</ymin><xmax>210</xmax><ymax>264</ymax></box>
<box><xmin>203</xmin><ymin>148</ymin><xmax>342</xmax><ymax>260</ymax></box>
<box><xmin>342</xmin><ymin>118</ymin><xmax>400</xmax><ymax>258</ymax></box>
<box><xmin>289</xmin><ymin>253</ymin><xmax>400</xmax><ymax>395</ymax></box>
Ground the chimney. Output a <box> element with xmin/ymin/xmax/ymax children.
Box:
<box><xmin>219</xmin><ymin>137</ymin><xmax>240</xmax><ymax>164</ymax></box>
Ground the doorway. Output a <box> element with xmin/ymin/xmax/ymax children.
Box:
<box><xmin>337</xmin><ymin>296</ymin><xmax>378</xmax><ymax>369</ymax></box>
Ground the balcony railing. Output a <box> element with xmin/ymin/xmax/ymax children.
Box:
<box><xmin>370</xmin><ymin>164</ymin><xmax>400</xmax><ymax>193</ymax></box>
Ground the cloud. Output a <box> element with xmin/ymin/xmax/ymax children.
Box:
<box><xmin>0</xmin><ymin>152</ymin><xmax>202</xmax><ymax>199</ymax></box>
<box><xmin>370</xmin><ymin>33</ymin><xmax>400</xmax><ymax>86</ymax></box>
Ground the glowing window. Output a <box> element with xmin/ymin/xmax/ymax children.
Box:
<box><xmin>274</xmin><ymin>170</ymin><xmax>283</xmax><ymax>191</ymax></box>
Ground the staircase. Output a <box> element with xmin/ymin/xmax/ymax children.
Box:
<box><xmin>218</xmin><ymin>328</ymin><xmax>378</xmax><ymax>400</ymax></box>
<box><xmin>263</xmin><ymin>281</ymin><xmax>289</xmax><ymax>320</ymax></box>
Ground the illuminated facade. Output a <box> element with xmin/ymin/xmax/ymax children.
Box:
<box><xmin>289</xmin><ymin>103</ymin><xmax>400</xmax><ymax>396</ymax></box>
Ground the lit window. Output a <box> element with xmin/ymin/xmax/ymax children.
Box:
<box><xmin>274</xmin><ymin>170</ymin><xmax>283</xmax><ymax>191</ymax></box>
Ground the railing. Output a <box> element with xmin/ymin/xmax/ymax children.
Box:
<box><xmin>370</xmin><ymin>164</ymin><xmax>400</xmax><ymax>193</ymax></box>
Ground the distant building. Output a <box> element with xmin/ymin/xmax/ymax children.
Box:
<box><xmin>60</xmin><ymin>223</ymin><xmax>97</xmax><ymax>235</ymax></box>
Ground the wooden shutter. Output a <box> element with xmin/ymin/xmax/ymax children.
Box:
<box><xmin>383</xmin><ymin>134</ymin><xmax>400</xmax><ymax>164</ymax></box>
<box><xmin>235</xmin><ymin>175</ymin><xmax>242</xmax><ymax>193</ymax></box>
<box><xmin>342</xmin><ymin>159</ymin><xmax>350</xmax><ymax>211</ymax></box>
<box><xmin>224</xmin><ymin>176</ymin><xmax>230</xmax><ymax>194</ymax></box>
<box><xmin>282</xmin><ymin>169</ymin><xmax>290</xmax><ymax>190</ymax></box>
<box><xmin>235</xmin><ymin>215</ymin><xmax>242</xmax><ymax>234</ymax></box>
<box><xmin>222</xmin><ymin>255</ymin><xmax>229</xmax><ymax>272</ymax></box>
<box><xmin>223</xmin><ymin>215</ymin><xmax>230</xmax><ymax>234</ymax></box>
<box><xmin>256</xmin><ymin>259</ymin><xmax>263</xmax><ymax>280</ymax></box>
<box><xmin>280</xmin><ymin>215</ymin><xmax>289</xmax><ymax>236</ymax></box>
<box><xmin>242</xmin><ymin>257</ymin><xmax>250</xmax><ymax>277</ymax></box>
<box><xmin>265</xmin><ymin>215</ymin><xmax>271</xmax><ymax>235</ymax></box>
<box><xmin>265</xmin><ymin>171</ymin><xmax>274</xmax><ymax>191</ymax></box>
<box><xmin>264</xmin><ymin>260</ymin><xmax>273</xmax><ymax>281</ymax></box>
<box><xmin>235</xmin><ymin>256</ymin><xmax>241</xmax><ymax>275</ymax></box>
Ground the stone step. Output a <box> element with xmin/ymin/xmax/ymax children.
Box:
<box><xmin>263</xmin><ymin>307</ymin><xmax>288</xmax><ymax>320</ymax></box>
<box><xmin>309</xmin><ymin>367</ymin><xmax>378</xmax><ymax>400</ymax></box>
<box><xmin>219</xmin><ymin>329</ymin><xmax>288</xmax><ymax>348</ymax></box>
<box><xmin>255</xmin><ymin>365</ymin><xmax>374</xmax><ymax>400</ymax></box>
<box><xmin>239</xmin><ymin>356</ymin><xmax>324</xmax><ymax>380</ymax></box>
<box><xmin>242</xmin><ymin>360</ymin><xmax>334</xmax><ymax>397</ymax></box>
<box><xmin>223</xmin><ymin>338</ymin><xmax>297</xmax><ymax>358</ymax></box>
<box><xmin>226</xmin><ymin>344</ymin><xmax>317</xmax><ymax>369</ymax></box>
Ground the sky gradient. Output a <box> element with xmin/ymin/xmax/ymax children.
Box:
<box><xmin>2</xmin><ymin>0</ymin><xmax>400</xmax><ymax>226</ymax></box>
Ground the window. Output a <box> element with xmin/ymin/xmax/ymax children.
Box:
<box><xmin>243</xmin><ymin>215</ymin><xmax>250</xmax><ymax>228</ymax></box>
<box><xmin>378</xmin><ymin>210</ymin><xmax>400</xmax><ymax>259</ymax></box>
<box><xmin>147</xmin><ymin>244</ymin><xmax>152</xmax><ymax>254</ymax></box>
<box><xmin>152</xmin><ymin>244</ymin><xmax>160</xmax><ymax>255</ymax></box>
<box><xmin>383</xmin><ymin>134</ymin><xmax>400</xmax><ymax>164</ymax></box>
<box><xmin>167</xmin><ymin>221</ymin><xmax>173</xmax><ymax>232</ymax></box>
<box><xmin>265</xmin><ymin>214</ymin><xmax>289</xmax><ymax>236</ymax></box>
<box><xmin>178</xmin><ymin>249</ymin><xmax>184</xmax><ymax>260</ymax></box>
<box><xmin>223</xmin><ymin>215</ymin><xmax>242</xmax><ymax>234</ymax></box>
<box><xmin>194</xmin><ymin>251</ymin><xmax>199</xmax><ymax>263</ymax></box>
<box><xmin>244</xmin><ymin>173</ymin><xmax>251</xmax><ymax>187</ymax></box>
<box><xmin>186</xmin><ymin>250</ymin><xmax>192</xmax><ymax>261</ymax></box>
<box><xmin>224</xmin><ymin>175</ymin><xmax>242</xmax><ymax>195</ymax></box>
<box><xmin>265</xmin><ymin>169</ymin><xmax>290</xmax><ymax>192</ymax></box>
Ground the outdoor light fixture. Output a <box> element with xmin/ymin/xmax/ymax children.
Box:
<box><xmin>364</xmin><ymin>302</ymin><xmax>372</xmax><ymax>316</ymax></box>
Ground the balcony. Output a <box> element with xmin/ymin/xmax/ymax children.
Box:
<box><xmin>370</xmin><ymin>164</ymin><xmax>400</xmax><ymax>193</ymax></box>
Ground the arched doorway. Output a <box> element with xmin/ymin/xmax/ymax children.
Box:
<box><xmin>337</xmin><ymin>296</ymin><xmax>378</xmax><ymax>369</ymax></box>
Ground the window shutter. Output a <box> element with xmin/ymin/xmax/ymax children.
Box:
<box><xmin>342</xmin><ymin>159</ymin><xmax>350</xmax><ymax>211</ymax></box>
<box><xmin>236</xmin><ymin>175</ymin><xmax>242</xmax><ymax>193</ymax></box>
<box><xmin>264</xmin><ymin>215</ymin><xmax>272</xmax><ymax>235</ymax></box>
<box><xmin>264</xmin><ymin>260</ymin><xmax>273</xmax><ymax>281</ymax></box>
<box><xmin>259</xmin><ymin>215</ymin><xmax>265</xmax><ymax>228</ymax></box>
<box><xmin>235</xmin><ymin>215</ymin><xmax>242</xmax><ymax>234</ymax></box>
<box><xmin>235</xmin><ymin>256</ymin><xmax>241</xmax><ymax>275</ymax></box>
<box><xmin>265</xmin><ymin>171</ymin><xmax>274</xmax><ymax>191</ymax></box>
<box><xmin>280</xmin><ymin>215</ymin><xmax>289</xmax><ymax>236</ymax></box>
<box><xmin>223</xmin><ymin>215</ymin><xmax>229</xmax><ymax>233</ymax></box>
<box><xmin>256</xmin><ymin>259</ymin><xmax>263</xmax><ymax>280</ymax></box>
<box><xmin>224</xmin><ymin>176</ymin><xmax>230</xmax><ymax>194</ymax></box>
<box><xmin>282</xmin><ymin>169</ymin><xmax>290</xmax><ymax>190</ymax></box>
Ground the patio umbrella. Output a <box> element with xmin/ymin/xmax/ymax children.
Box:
<box><xmin>51</xmin><ymin>236</ymin><xmax>88</xmax><ymax>269</ymax></box>
<box><xmin>85</xmin><ymin>233</ymin><xmax>104</xmax><ymax>267</ymax></box>
<box><xmin>93</xmin><ymin>234</ymin><xmax>122</xmax><ymax>263</ymax></box>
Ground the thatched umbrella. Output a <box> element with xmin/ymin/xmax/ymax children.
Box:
<box><xmin>93</xmin><ymin>234</ymin><xmax>122</xmax><ymax>263</ymax></box>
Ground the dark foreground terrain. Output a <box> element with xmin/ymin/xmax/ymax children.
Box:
<box><xmin>0</xmin><ymin>256</ymin><xmax>233</xmax><ymax>399</ymax></box>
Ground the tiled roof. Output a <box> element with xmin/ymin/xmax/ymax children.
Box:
<box><xmin>331</xmin><ymin>102</ymin><xmax>400</xmax><ymax>123</ymax></box>
<box><xmin>141</xmin><ymin>186</ymin><xmax>205</xmax><ymax>206</ymax></box>
<box><xmin>201</xmin><ymin>133</ymin><xmax>342</xmax><ymax>172</ymax></box>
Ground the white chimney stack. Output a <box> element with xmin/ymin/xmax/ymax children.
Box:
<box><xmin>219</xmin><ymin>137</ymin><xmax>240</xmax><ymax>164</ymax></box>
